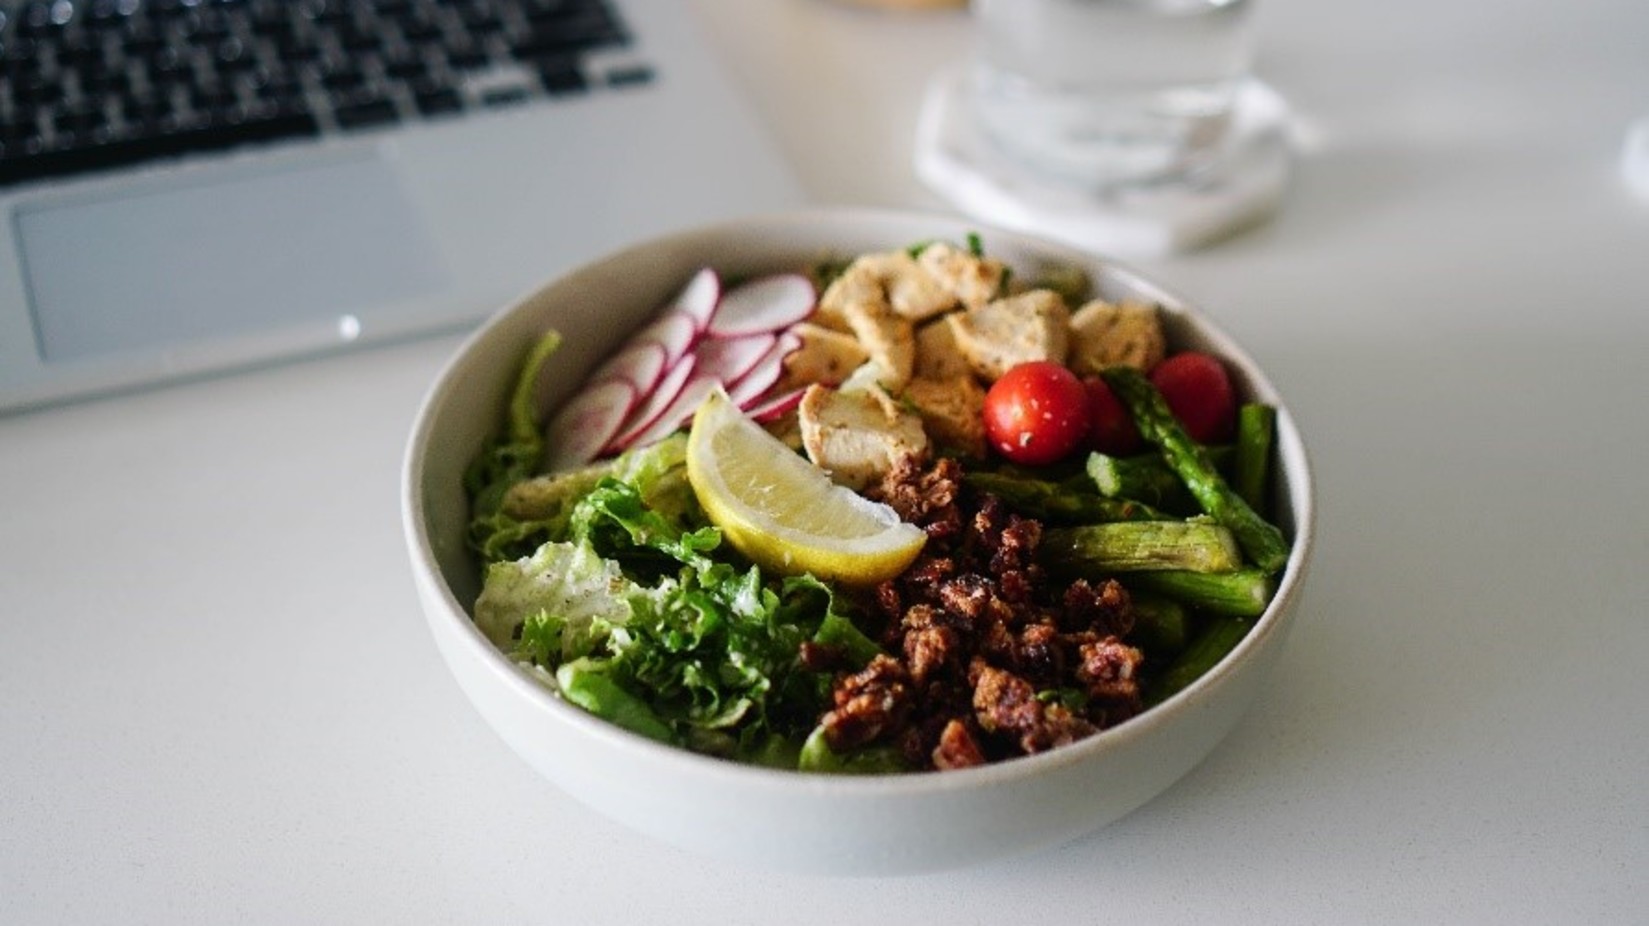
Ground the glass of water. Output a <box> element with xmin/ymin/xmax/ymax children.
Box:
<box><xmin>970</xmin><ymin>0</ymin><xmax>1259</xmax><ymax>189</ymax></box>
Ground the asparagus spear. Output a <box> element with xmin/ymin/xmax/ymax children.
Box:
<box><xmin>1147</xmin><ymin>615</ymin><xmax>1253</xmax><ymax>705</ymax></box>
<box><xmin>1101</xmin><ymin>368</ymin><xmax>1290</xmax><ymax>574</ymax></box>
<box><xmin>1127</xmin><ymin>569</ymin><xmax>1275</xmax><ymax>617</ymax></box>
<box><xmin>965</xmin><ymin>471</ymin><xmax>1168</xmax><ymax>523</ymax></box>
<box><xmin>1129</xmin><ymin>592</ymin><xmax>1189</xmax><ymax>654</ymax></box>
<box><xmin>1043</xmin><ymin>520</ymin><xmax>1242</xmax><ymax>573</ymax></box>
<box><xmin>1086</xmin><ymin>451</ymin><xmax>1197</xmax><ymax>514</ymax></box>
<box><xmin>1085</xmin><ymin>445</ymin><xmax>1235</xmax><ymax>515</ymax></box>
<box><xmin>1233</xmin><ymin>403</ymin><xmax>1276</xmax><ymax>514</ymax></box>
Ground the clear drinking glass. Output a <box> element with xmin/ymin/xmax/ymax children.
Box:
<box><xmin>970</xmin><ymin>0</ymin><xmax>1259</xmax><ymax>189</ymax></box>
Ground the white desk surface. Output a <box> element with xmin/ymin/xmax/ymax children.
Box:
<box><xmin>4</xmin><ymin>1</ymin><xmax>1647</xmax><ymax>922</ymax></box>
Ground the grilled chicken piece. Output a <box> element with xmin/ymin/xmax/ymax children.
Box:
<box><xmin>903</xmin><ymin>375</ymin><xmax>988</xmax><ymax>458</ymax></box>
<box><xmin>818</xmin><ymin>249</ymin><xmax>958</xmax><ymax>325</ymax></box>
<box><xmin>778</xmin><ymin>322</ymin><xmax>872</xmax><ymax>391</ymax></box>
<box><xmin>1067</xmin><ymin>299</ymin><xmax>1166</xmax><ymax>374</ymax></box>
<box><xmin>945</xmin><ymin>289</ymin><xmax>1071</xmax><ymax>381</ymax></box>
<box><xmin>841</xmin><ymin>298</ymin><xmax>916</xmax><ymax>391</ymax></box>
<box><xmin>797</xmin><ymin>384</ymin><xmax>930</xmax><ymax>490</ymax></box>
<box><xmin>916</xmin><ymin>241</ymin><xmax>1007</xmax><ymax>311</ymax></box>
<box><xmin>913</xmin><ymin>315</ymin><xmax>973</xmax><ymax>382</ymax></box>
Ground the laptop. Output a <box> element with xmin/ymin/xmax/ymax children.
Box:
<box><xmin>0</xmin><ymin>0</ymin><xmax>804</xmax><ymax>414</ymax></box>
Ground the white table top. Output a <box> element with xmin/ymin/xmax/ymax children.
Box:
<box><xmin>5</xmin><ymin>1</ymin><xmax>1647</xmax><ymax>921</ymax></box>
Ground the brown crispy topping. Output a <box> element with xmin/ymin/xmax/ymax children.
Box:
<box><xmin>821</xmin><ymin>457</ymin><xmax>1147</xmax><ymax>771</ymax></box>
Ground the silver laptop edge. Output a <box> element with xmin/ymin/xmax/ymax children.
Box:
<box><xmin>0</xmin><ymin>2</ymin><xmax>804</xmax><ymax>414</ymax></box>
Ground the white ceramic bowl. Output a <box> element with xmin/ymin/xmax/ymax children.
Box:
<box><xmin>402</xmin><ymin>208</ymin><xmax>1315</xmax><ymax>876</ymax></box>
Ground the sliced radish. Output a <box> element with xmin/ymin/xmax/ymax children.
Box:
<box><xmin>746</xmin><ymin>387</ymin><xmax>806</xmax><ymax>423</ymax></box>
<box><xmin>693</xmin><ymin>331</ymin><xmax>777</xmax><ymax>385</ymax></box>
<box><xmin>542</xmin><ymin>378</ymin><xmax>637</xmax><ymax>472</ymax></box>
<box><xmin>605</xmin><ymin>353</ymin><xmax>697</xmax><ymax>453</ymax></box>
<box><xmin>633</xmin><ymin>311</ymin><xmax>700</xmax><ymax>367</ymax></box>
<box><xmin>670</xmin><ymin>267</ymin><xmax>722</xmax><ymax>331</ymax></box>
<box><xmin>621</xmin><ymin>374</ymin><xmax>720</xmax><ymax>450</ymax></box>
<box><xmin>706</xmin><ymin>273</ymin><xmax>816</xmax><ymax>338</ymax></box>
<box><xmin>726</xmin><ymin>331</ymin><xmax>802</xmax><ymax>407</ymax></box>
<box><xmin>589</xmin><ymin>340</ymin><xmax>667</xmax><ymax>395</ymax></box>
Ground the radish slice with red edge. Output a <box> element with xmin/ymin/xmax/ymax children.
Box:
<box><xmin>621</xmin><ymin>374</ymin><xmax>721</xmax><ymax>450</ymax></box>
<box><xmin>633</xmin><ymin>311</ymin><xmax>700</xmax><ymax>367</ymax></box>
<box><xmin>670</xmin><ymin>267</ymin><xmax>722</xmax><ymax>331</ymax></box>
<box><xmin>589</xmin><ymin>340</ymin><xmax>667</xmax><ymax>395</ymax></box>
<box><xmin>706</xmin><ymin>273</ymin><xmax>816</xmax><ymax>338</ymax></box>
<box><xmin>605</xmin><ymin>354</ymin><xmax>698</xmax><ymax>453</ymax></box>
<box><xmin>542</xmin><ymin>378</ymin><xmax>637</xmax><ymax>472</ymax></box>
<box><xmin>693</xmin><ymin>331</ymin><xmax>777</xmax><ymax>384</ymax></box>
<box><xmin>746</xmin><ymin>387</ymin><xmax>805</xmax><ymax>423</ymax></box>
<box><xmin>727</xmin><ymin>331</ymin><xmax>802</xmax><ymax>407</ymax></box>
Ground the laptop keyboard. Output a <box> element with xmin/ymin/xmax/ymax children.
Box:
<box><xmin>0</xmin><ymin>0</ymin><xmax>654</xmax><ymax>188</ymax></box>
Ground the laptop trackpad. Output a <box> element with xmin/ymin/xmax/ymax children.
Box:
<box><xmin>17</xmin><ymin>154</ymin><xmax>449</xmax><ymax>364</ymax></box>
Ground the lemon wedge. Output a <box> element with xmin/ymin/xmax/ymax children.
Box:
<box><xmin>686</xmin><ymin>390</ymin><xmax>926</xmax><ymax>585</ymax></box>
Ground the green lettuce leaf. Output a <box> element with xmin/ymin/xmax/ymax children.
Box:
<box><xmin>569</xmin><ymin>476</ymin><xmax>722</xmax><ymax>579</ymax></box>
<box><xmin>465</xmin><ymin>331</ymin><xmax>561</xmax><ymax>520</ymax></box>
<box><xmin>468</xmin><ymin>409</ymin><xmax>886</xmax><ymax>765</ymax></box>
<box><xmin>464</xmin><ymin>331</ymin><xmax>563</xmax><ymax>562</ymax></box>
<box><xmin>473</xmin><ymin>540</ymin><xmax>635</xmax><ymax>651</ymax></box>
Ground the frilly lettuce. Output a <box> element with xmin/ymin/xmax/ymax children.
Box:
<box><xmin>470</xmin><ymin>482</ymin><xmax>883</xmax><ymax>764</ymax></box>
<box><xmin>464</xmin><ymin>338</ymin><xmax>890</xmax><ymax>767</ymax></box>
<box><xmin>472</xmin><ymin>540</ymin><xmax>629</xmax><ymax>650</ymax></box>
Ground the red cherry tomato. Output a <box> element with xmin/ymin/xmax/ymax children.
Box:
<box><xmin>1149</xmin><ymin>351</ymin><xmax>1236</xmax><ymax>444</ymax></box>
<box><xmin>1082</xmin><ymin>376</ymin><xmax>1143</xmax><ymax>455</ymax></box>
<box><xmin>983</xmin><ymin>361</ymin><xmax>1091</xmax><ymax>465</ymax></box>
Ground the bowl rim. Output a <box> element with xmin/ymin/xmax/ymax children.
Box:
<box><xmin>401</xmin><ymin>205</ymin><xmax>1317</xmax><ymax>796</ymax></box>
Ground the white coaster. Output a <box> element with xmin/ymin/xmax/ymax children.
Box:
<box><xmin>1623</xmin><ymin>116</ymin><xmax>1649</xmax><ymax>201</ymax></box>
<box><xmin>914</xmin><ymin>67</ymin><xmax>1296</xmax><ymax>258</ymax></box>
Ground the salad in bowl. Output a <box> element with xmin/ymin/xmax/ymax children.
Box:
<box><xmin>402</xmin><ymin>209</ymin><xmax>1312</xmax><ymax>873</ymax></box>
<box><xmin>460</xmin><ymin>232</ymin><xmax>1291</xmax><ymax>774</ymax></box>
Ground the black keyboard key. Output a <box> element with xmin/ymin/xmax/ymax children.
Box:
<box><xmin>3</xmin><ymin>39</ymin><xmax>43</xmax><ymax>74</ymax></box>
<box><xmin>455</xmin><ymin>2</ymin><xmax>506</xmax><ymax>36</ymax></box>
<box><xmin>191</xmin><ymin>83</ymin><xmax>241</xmax><ymax>113</ymax></box>
<box><xmin>607</xmin><ymin>64</ymin><xmax>654</xmax><ymax>89</ymax></box>
<box><xmin>532</xmin><ymin>57</ymin><xmax>586</xmax><ymax>95</ymax></box>
<box><xmin>298</xmin><ymin>0</ymin><xmax>354</xmax><ymax>27</ymax></box>
<box><xmin>480</xmin><ymin>86</ymin><xmax>530</xmax><ymax>109</ymax></box>
<box><xmin>445</xmin><ymin>41</ymin><xmax>491</xmax><ymax>71</ymax></box>
<box><xmin>57</xmin><ymin>36</ymin><xmax>106</xmax><ymax>71</ymax></box>
<box><xmin>399</xmin><ymin>16</ymin><xmax>444</xmax><ymax>47</ymax></box>
<box><xmin>0</xmin><ymin>106</ymin><xmax>319</xmax><ymax>187</ymax></box>
<box><xmin>213</xmin><ymin>36</ymin><xmax>253</xmax><ymax>70</ymax></box>
<box><xmin>80</xmin><ymin>69</ymin><xmax>134</xmax><ymax>97</ymax></box>
<box><xmin>510</xmin><ymin>16</ymin><xmax>625</xmax><ymax>62</ymax></box>
<box><xmin>247</xmin><ymin>70</ymin><xmax>307</xmax><ymax>108</ymax></box>
<box><xmin>413</xmin><ymin>85</ymin><xmax>463</xmax><ymax>117</ymax></box>
<box><xmin>0</xmin><ymin>0</ymin><xmax>658</xmax><ymax>190</ymax></box>
<box><xmin>0</xmin><ymin>125</ymin><xmax>47</xmax><ymax>161</ymax></box>
<box><xmin>146</xmin><ymin>45</ymin><xmax>192</xmax><ymax>79</ymax></box>
<box><xmin>17</xmin><ymin>2</ymin><xmax>69</xmax><ymax>37</ymax></box>
<box><xmin>319</xmin><ymin>62</ymin><xmax>367</xmax><ymax>93</ymax></box>
<box><xmin>250</xmin><ymin>10</ymin><xmax>295</xmax><ymax>38</ymax></box>
<box><xmin>86</xmin><ymin>1</ymin><xmax>139</xmax><ymax>27</ymax></box>
<box><xmin>117</xmin><ymin>29</ymin><xmax>164</xmax><ymax>59</ymax></box>
<box><xmin>338</xmin><ymin>25</ymin><xmax>382</xmax><ymax>54</ymax></box>
<box><xmin>12</xmin><ymin>73</ymin><xmax>66</xmax><ymax>106</ymax></box>
<box><xmin>382</xmin><ymin>50</ymin><xmax>429</xmax><ymax>81</ymax></box>
<box><xmin>119</xmin><ymin>92</ymin><xmax>178</xmax><ymax>126</ymax></box>
<box><xmin>53</xmin><ymin>106</ymin><xmax>115</xmax><ymax>147</ymax></box>
<box><xmin>333</xmin><ymin>96</ymin><xmax>398</xmax><ymax>130</ymax></box>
